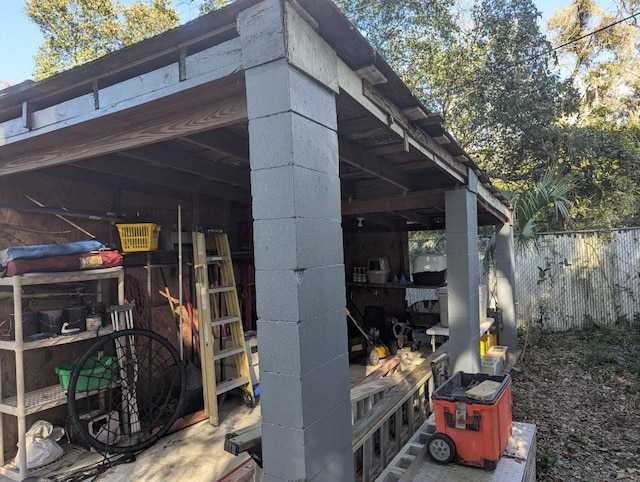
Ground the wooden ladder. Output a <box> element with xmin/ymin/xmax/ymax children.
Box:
<box><xmin>192</xmin><ymin>230</ymin><xmax>256</xmax><ymax>426</ymax></box>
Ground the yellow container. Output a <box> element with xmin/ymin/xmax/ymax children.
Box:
<box><xmin>488</xmin><ymin>334</ymin><xmax>498</xmax><ymax>349</ymax></box>
<box><xmin>116</xmin><ymin>223</ymin><xmax>161</xmax><ymax>252</ymax></box>
<box><xmin>480</xmin><ymin>334</ymin><xmax>489</xmax><ymax>357</ymax></box>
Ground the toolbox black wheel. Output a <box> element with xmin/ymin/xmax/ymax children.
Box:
<box><xmin>428</xmin><ymin>433</ymin><xmax>456</xmax><ymax>464</ymax></box>
<box><xmin>368</xmin><ymin>349</ymin><xmax>380</xmax><ymax>366</ymax></box>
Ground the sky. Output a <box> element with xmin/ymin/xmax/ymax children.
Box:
<box><xmin>0</xmin><ymin>0</ymin><xmax>573</xmax><ymax>86</ymax></box>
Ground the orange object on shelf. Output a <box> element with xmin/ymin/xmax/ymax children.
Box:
<box><xmin>431</xmin><ymin>372</ymin><xmax>512</xmax><ymax>470</ymax></box>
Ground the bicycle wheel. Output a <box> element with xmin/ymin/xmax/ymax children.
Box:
<box><xmin>67</xmin><ymin>328</ymin><xmax>186</xmax><ymax>454</ymax></box>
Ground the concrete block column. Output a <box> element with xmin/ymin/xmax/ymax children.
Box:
<box><xmin>240</xmin><ymin>2</ymin><xmax>353</xmax><ymax>481</ymax></box>
<box><xmin>445</xmin><ymin>188</ymin><xmax>481</xmax><ymax>373</ymax></box>
<box><xmin>495</xmin><ymin>221</ymin><xmax>518</xmax><ymax>352</ymax></box>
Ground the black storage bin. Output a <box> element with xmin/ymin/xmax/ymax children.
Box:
<box><xmin>39</xmin><ymin>309</ymin><xmax>64</xmax><ymax>334</ymax></box>
<box><xmin>412</xmin><ymin>269</ymin><xmax>447</xmax><ymax>286</ymax></box>
<box><xmin>9</xmin><ymin>311</ymin><xmax>39</xmax><ymax>340</ymax></box>
<box><xmin>62</xmin><ymin>306</ymin><xmax>87</xmax><ymax>334</ymax></box>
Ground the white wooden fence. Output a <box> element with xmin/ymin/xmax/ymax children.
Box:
<box><xmin>515</xmin><ymin>227</ymin><xmax>640</xmax><ymax>330</ymax></box>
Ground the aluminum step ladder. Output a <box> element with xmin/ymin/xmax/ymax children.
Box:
<box><xmin>192</xmin><ymin>230</ymin><xmax>256</xmax><ymax>426</ymax></box>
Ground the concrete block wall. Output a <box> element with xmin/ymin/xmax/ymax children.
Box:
<box><xmin>241</xmin><ymin>1</ymin><xmax>353</xmax><ymax>480</ymax></box>
<box><xmin>445</xmin><ymin>188</ymin><xmax>481</xmax><ymax>374</ymax></box>
<box><xmin>495</xmin><ymin>222</ymin><xmax>518</xmax><ymax>351</ymax></box>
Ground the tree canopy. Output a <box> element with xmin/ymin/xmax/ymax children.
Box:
<box><xmin>25</xmin><ymin>0</ymin><xmax>179</xmax><ymax>80</ymax></box>
<box><xmin>336</xmin><ymin>0</ymin><xmax>640</xmax><ymax>230</ymax></box>
<box><xmin>24</xmin><ymin>0</ymin><xmax>640</xmax><ymax>230</ymax></box>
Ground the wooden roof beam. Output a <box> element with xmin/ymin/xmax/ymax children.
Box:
<box><xmin>47</xmin><ymin>165</ymin><xmax>195</xmax><ymax>202</ymax></box>
<box><xmin>77</xmin><ymin>155</ymin><xmax>251</xmax><ymax>204</ymax></box>
<box><xmin>342</xmin><ymin>189</ymin><xmax>446</xmax><ymax>216</ymax></box>
<box><xmin>339</xmin><ymin>139</ymin><xmax>417</xmax><ymax>192</ymax></box>
<box><xmin>0</xmin><ymin>91</ymin><xmax>247</xmax><ymax>177</ymax></box>
<box><xmin>122</xmin><ymin>143</ymin><xmax>249</xmax><ymax>187</ymax></box>
<box><xmin>181</xmin><ymin>130</ymin><xmax>249</xmax><ymax>163</ymax></box>
<box><xmin>392</xmin><ymin>210</ymin><xmax>434</xmax><ymax>228</ymax></box>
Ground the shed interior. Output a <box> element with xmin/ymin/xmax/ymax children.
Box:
<box><xmin>0</xmin><ymin>0</ymin><xmax>512</xmax><ymax>471</ymax></box>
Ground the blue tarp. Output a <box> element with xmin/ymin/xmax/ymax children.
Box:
<box><xmin>0</xmin><ymin>240</ymin><xmax>106</xmax><ymax>267</ymax></box>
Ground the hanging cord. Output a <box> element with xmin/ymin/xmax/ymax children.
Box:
<box><xmin>48</xmin><ymin>452</ymin><xmax>137</xmax><ymax>482</ymax></box>
<box><xmin>124</xmin><ymin>274</ymin><xmax>148</xmax><ymax>330</ymax></box>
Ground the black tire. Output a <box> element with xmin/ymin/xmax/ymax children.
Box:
<box><xmin>388</xmin><ymin>339</ymin><xmax>398</xmax><ymax>356</ymax></box>
<box><xmin>368</xmin><ymin>348</ymin><xmax>380</xmax><ymax>366</ymax></box>
<box><xmin>67</xmin><ymin>328</ymin><xmax>186</xmax><ymax>454</ymax></box>
<box><xmin>428</xmin><ymin>433</ymin><xmax>456</xmax><ymax>464</ymax></box>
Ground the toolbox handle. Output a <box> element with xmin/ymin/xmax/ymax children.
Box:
<box><xmin>444</xmin><ymin>407</ymin><xmax>480</xmax><ymax>431</ymax></box>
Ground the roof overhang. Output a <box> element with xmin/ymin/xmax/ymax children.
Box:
<box><xmin>0</xmin><ymin>0</ymin><xmax>511</xmax><ymax>232</ymax></box>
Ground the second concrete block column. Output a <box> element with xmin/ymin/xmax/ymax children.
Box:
<box><xmin>242</xmin><ymin>3</ymin><xmax>354</xmax><ymax>479</ymax></box>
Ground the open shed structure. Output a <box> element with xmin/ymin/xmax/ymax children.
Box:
<box><xmin>0</xmin><ymin>0</ymin><xmax>517</xmax><ymax>480</ymax></box>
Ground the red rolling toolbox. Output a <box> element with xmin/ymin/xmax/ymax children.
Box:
<box><xmin>429</xmin><ymin>372</ymin><xmax>512</xmax><ymax>470</ymax></box>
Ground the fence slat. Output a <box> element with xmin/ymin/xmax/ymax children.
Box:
<box><xmin>514</xmin><ymin>228</ymin><xmax>640</xmax><ymax>330</ymax></box>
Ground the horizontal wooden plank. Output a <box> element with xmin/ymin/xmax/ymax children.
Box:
<box><xmin>1</xmin><ymin>38</ymin><xmax>243</xmax><ymax>148</ymax></box>
<box><xmin>0</xmin><ymin>92</ymin><xmax>247</xmax><ymax>177</ymax></box>
<box><xmin>339</xmin><ymin>140</ymin><xmax>417</xmax><ymax>191</ymax></box>
<box><xmin>342</xmin><ymin>190</ymin><xmax>447</xmax><ymax>216</ymax></box>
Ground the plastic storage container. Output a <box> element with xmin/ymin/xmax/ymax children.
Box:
<box><xmin>9</xmin><ymin>311</ymin><xmax>39</xmax><ymax>340</ymax></box>
<box><xmin>62</xmin><ymin>306</ymin><xmax>87</xmax><ymax>334</ymax></box>
<box><xmin>116</xmin><ymin>223</ymin><xmax>161</xmax><ymax>252</ymax></box>
<box><xmin>367</xmin><ymin>257</ymin><xmax>390</xmax><ymax>284</ymax></box>
<box><xmin>38</xmin><ymin>309</ymin><xmax>64</xmax><ymax>334</ymax></box>
<box><xmin>431</xmin><ymin>372</ymin><xmax>512</xmax><ymax>470</ymax></box>
<box><xmin>55</xmin><ymin>356</ymin><xmax>115</xmax><ymax>392</ymax></box>
<box><xmin>412</xmin><ymin>254</ymin><xmax>447</xmax><ymax>285</ymax></box>
<box><xmin>486</xmin><ymin>345</ymin><xmax>509</xmax><ymax>365</ymax></box>
<box><xmin>481</xmin><ymin>355</ymin><xmax>503</xmax><ymax>375</ymax></box>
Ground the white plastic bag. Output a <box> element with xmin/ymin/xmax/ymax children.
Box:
<box><xmin>16</xmin><ymin>420</ymin><xmax>64</xmax><ymax>469</ymax></box>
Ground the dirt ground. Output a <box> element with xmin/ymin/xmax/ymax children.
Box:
<box><xmin>511</xmin><ymin>323</ymin><xmax>640</xmax><ymax>482</ymax></box>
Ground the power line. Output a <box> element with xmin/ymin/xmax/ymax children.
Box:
<box><xmin>532</xmin><ymin>10</ymin><xmax>640</xmax><ymax>62</ymax></box>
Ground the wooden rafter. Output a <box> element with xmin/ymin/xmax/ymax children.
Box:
<box><xmin>339</xmin><ymin>139</ymin><xmax>416</xmax><ymax>191</ymax></box>
<box><xmin>181</xmin><ymin>130</ymin><xmax>249</xmax><ymax>163</ymax></box>
<box><xmin>76</xmin><ymin>155</ymin><xmax>251</xmax><ymax>204</ymax></box>
<box><xmin>121</xmin><ymin>143</ymin><xmax>249</xmax><ymax>187</ymax></box>
<box><xmin>341</xmin><ymin>190</ymin><xmax>447</xmax><ymax>216</ymax></box>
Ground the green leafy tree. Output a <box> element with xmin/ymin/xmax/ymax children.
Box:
<box><xmin>198</xmin><ymin>0</ymin><xmax>231</xmax><ymax>14</ymax></box>
<box><xmin>545</xmin><ymin>0</ymin><xmax>640</xmax><ymax>228</ymax></box>
<box><xmin>506</xmin><ymin>169</ymin><xmax>577</xmax><ymax>244</ymax></box>
<box><xmin>553</xmin><ymin>123</ymin><xmax>640</xmax><ymax>229</ymax></box>
<box><xmin>547</xmin><ymin>0</ymin><xmax>640</xmax><ymax>124</ymax></box>
<box><xmin>26</xmin><ymin>0</ymin><xmax>178</xmax><ymax>80</ymax></box>
<box><xmin>337</xmin><ymin>0</ymin><xmax>640</xmax><ymax>229</ymax></box>
<box><xmin>335</xmin><ymin>0</ymin><xmax>578</xmax><ymax>185</ymax></box>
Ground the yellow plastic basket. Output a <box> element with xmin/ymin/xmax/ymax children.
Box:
<box><xmin>116</xmin><ymin>223</ymin><xmax>161</xmax><ymax>252</ymax></box>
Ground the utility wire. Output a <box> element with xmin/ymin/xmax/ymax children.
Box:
<box><xmin>531</xmin><ymin>10</ymin><xmax>640</xmax><ymax>62</ymax></box>
<box><xmin>428</xmin><ymin>9</ymin><xmax>640</xmax><ymax>101</ymax></box>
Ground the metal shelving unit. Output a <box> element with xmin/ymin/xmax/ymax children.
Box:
<box><xmin>0</xmin><ymin>267</ymin><xmax>124</xmax><ymax>481</ymax></box>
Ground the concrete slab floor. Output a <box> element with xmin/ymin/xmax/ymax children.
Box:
<box><xmin>3</xmin><ymin>346</ymin><xmax>434</xmax><ymax>482</ymax></box>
